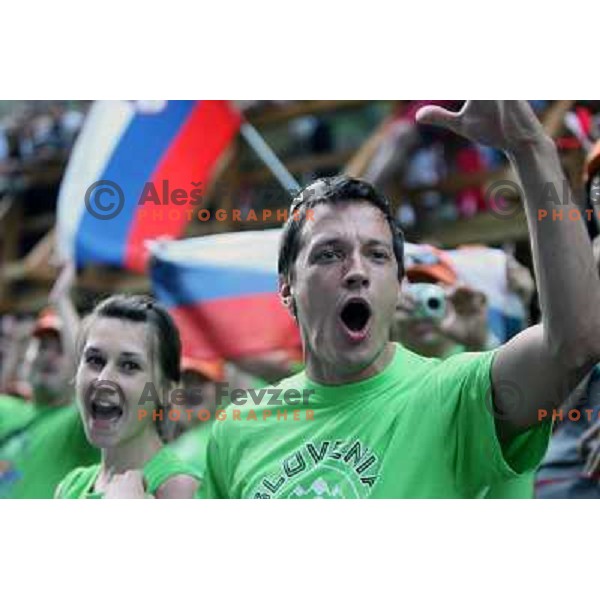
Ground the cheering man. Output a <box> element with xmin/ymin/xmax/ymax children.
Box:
<box><xmin>201</xmin><ymin>101</ymin><xmax>600</xmax><ymax>498</ymax></box>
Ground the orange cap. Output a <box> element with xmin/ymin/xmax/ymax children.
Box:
<box><xmin>180</xmin><ymin>356</ymin><xmax>224</xmax><ymax>382</ymax></box>
<box><xmin>5</xmin><ymin>380</ymin><xmax>33</xmax><ymax>400</ymax></box>
<box><xmin>33</xmin><ymin>308</ymin><xmax>62</xmax><ymax>337</ymax></box>
<box><xmin>404</xmin><ymin>245</ymin><xmax>457</xmax><ymax>286</ymax></box>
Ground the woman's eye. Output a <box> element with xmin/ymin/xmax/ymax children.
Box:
<box><xmin>85</xmin><ymin>355</ymin><xmax>103</xmax><ymax>368</ymax></box>
<box><xmin>121</xmin><ymin>360</ymin><xmax>140</xmax><ymax>372</ymax></box>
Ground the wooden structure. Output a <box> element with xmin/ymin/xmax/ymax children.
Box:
<box><xmin>0</xmin><ymin>100</ymin><xmax>586</xmax><ymax>314</ymax></box>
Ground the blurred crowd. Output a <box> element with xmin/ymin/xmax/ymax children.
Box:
<box><xmin>238</xmin><ymin>101</ymin><xmax>600</xmax><ymax>234</ymax></box>
<box><xmin>365</xmin><ymin>100</ymin><xmax>600</xmax><ymax>232</ymax></box>
<box><xmin>0</xmin><ymin>101</ymin><xmax>86</xmax><ymax>179</ymax></box>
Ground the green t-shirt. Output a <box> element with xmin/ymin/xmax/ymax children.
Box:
<box><xmin>0</xmin><ymin>401</ymin><xmax>99</xmax><ymax>499</ymax></box>
<box><xmin>440</xmin><ymin>346</ymin><xmax>535</xmax><ymax>499</ymax></box>
<box><xmin>55</xmin><ymin>447</ymin><xmax>199</xmax><ymax>499</ymax></box>
<box><xmin>201</xmin><ymin>343</ymin><xmax>551</xmax><ymax>499</ymax></box>
<box><xmin>0</xmin><ymin>395</ymin><xmax>36</xmax><ymax>439</ymax></box>
<box><xmin>484</xmin><ymin>474</ymin><xmax>535</xmax><ymax>498</ymax></box>
<box><xmin>169</xmin><ymin>424</ymin><xmax>212</xmax><ymax>481</ymax></box>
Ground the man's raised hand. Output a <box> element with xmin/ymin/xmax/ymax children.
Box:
<box><xmin>416</xmin><ymin>101</ymin><xmax>548</xmax><ymax>153</ymax></box>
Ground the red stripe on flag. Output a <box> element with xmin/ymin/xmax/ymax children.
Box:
<box><xmin>171</xmin><ymin>294</ymin><xmax>301</xmax><ymax>361</ymax></box>
<box><xmin>124</xmin><ymin>101</ymin><xmax>241</xmax><ymax>272</ymax></box>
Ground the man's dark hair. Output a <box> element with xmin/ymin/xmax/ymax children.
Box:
<box><xmin>278</xmin><ymin>176</ymin><xmax>405</xmax><ymax>281</ymax></box>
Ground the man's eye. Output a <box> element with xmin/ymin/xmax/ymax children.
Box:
<box><xmin>371</xmin><ymin>249</ymin><xmax>390</xmax><ymax>261</ymax></box>
<box><xmin>317</xmin><ymin>248</ymin><xmax>341</xmax><ymax>261</ymax></box>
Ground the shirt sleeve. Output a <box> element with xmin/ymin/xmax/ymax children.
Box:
<box><xmin>434</xmin><ymin>350</ymin><xmax>552</xmax><ymax>497</ymax></box>
<box><xmin>54</xmin><ymin>467</ymin><xmax>85</xmax><ymax>499</ymax></box>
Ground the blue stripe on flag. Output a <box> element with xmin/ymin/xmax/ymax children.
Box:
<box><xmin>151</xmin><ymin>259</ymin><xmax>278</xmax><ymax>308</ymax></box>
<box><xmin>75</xmin><ymin>101</ymin><xmax>197</xmax><ymax>267</ymax></box>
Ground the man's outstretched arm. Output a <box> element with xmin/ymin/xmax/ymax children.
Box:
<box><xmin>417</xmin><ymin>101</ymin><xmax>600</xmax><ymax>437</ymax></box>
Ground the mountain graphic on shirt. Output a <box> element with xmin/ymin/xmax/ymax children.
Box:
<box><xmin>290</xmin><ymin>477</ymin><xmax>344</xmax><ymax>498</ymax></box>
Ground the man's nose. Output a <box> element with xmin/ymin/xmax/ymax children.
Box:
<box><xmin>343</xmin><ymin>252</ymin><xmax>369</xmax><ymax>290</ymax></box>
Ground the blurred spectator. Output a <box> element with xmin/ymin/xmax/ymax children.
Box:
<box><xmin>535</xmin><ymin>358</ymin><xmax>600</xmax><ymax>498</ymax></box>
<box><xmin>0</xmin><ymin>316</ymin><xmax>35</xmax><ymax>399</ymax></box>
<box><xmin>0</xmin><ymin>266</ymin><xmax>98</xmax><ymax>498</ymax></box>
<box><xmin>535</xmin><ymin>212</ymin><xmax>600</xmax><ymax>498</ymax></box>
<box><xmin>391</xmin><ymin>245</ymin><xmax>488</xmax><ymax>358</ymax></box>
<box><xmin>169</xmin><ymin>357</ymin><xmax>224</xmax><ymax>483</ymax></box>
<box><xmin>534</xmin><ymin>142</ymin><xmax>600</xmax><ymax>498</ymax></box>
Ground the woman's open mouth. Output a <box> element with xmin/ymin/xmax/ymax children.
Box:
<box><xmin>339</xmin><ymin>298</ymin><xmax>372</xmax><ymax>342</ymax></box>
<box><xmin>88</xmin><ymin>389</ymin><xmax>124</xmax><ymax>427</ymax></box>
<box><xmin>91</xmin><ymin>399</ymin><xmax>123</xmax><ymax>420</ymax></box>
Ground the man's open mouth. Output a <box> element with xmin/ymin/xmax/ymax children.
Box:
<box><xmin>339</xmin><ymin>298</ymin><xmax>372</xmax><ymax>339</ymax></box>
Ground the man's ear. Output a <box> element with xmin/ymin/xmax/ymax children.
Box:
<box><xmin>279</xmin><ymin>277</ymin><xmax>296</xmax><ymax>319</ymax></box>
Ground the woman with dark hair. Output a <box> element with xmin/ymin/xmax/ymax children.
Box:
<box><xmin>55</xmin><ymin>294</ymin><xmax>199</xmax><ymax>499</ymax></box>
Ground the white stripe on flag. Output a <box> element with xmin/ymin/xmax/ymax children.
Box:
<box><xmin>56</xmin><ymin>101</ymin><xmax>135</xmax><ymax>261</ymax></box>
<box><xmin>150</xmin><ymin>229</ymin><xmax>282</xmax><ymax>273</ymax></box>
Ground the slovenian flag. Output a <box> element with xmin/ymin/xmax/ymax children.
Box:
<box><xmin>149</xmin><ymin>229</ymin><xmax>301</xmax><ymax>361</ymax></box>
<box><xmin>57</xmin><ymin>100</ymin><xmax>241</xmax><ymax>273</ymax></box>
